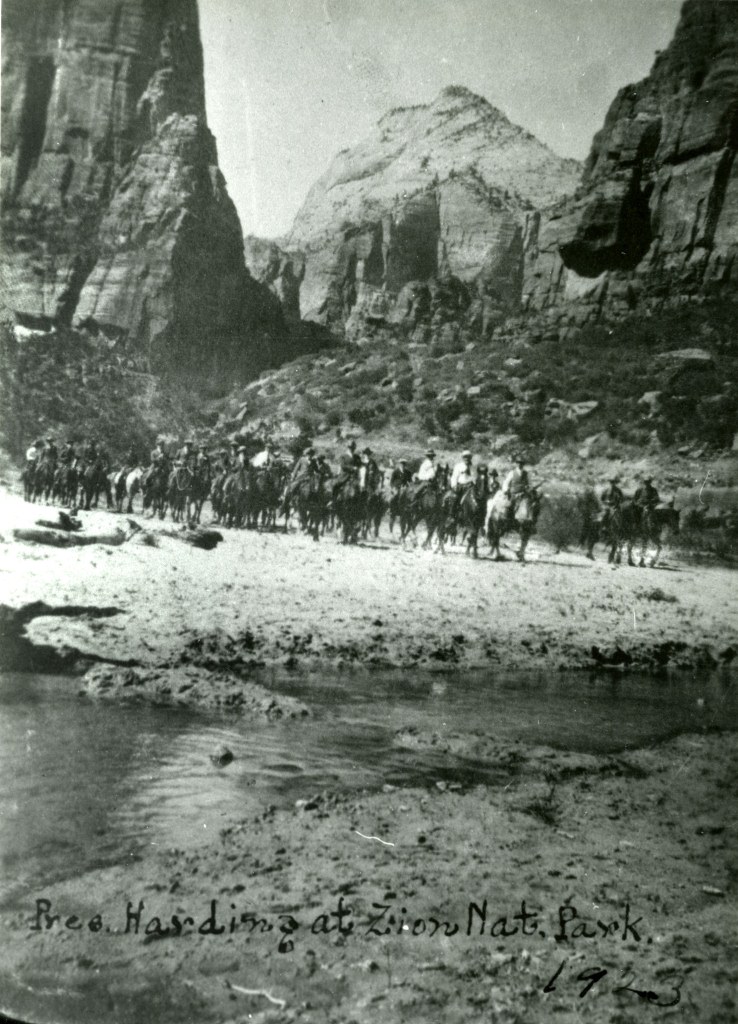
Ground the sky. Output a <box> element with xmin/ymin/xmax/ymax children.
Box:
<box><xmin>199</xmin><ymin>0</ymin><xmax>683</xmax><ymax>239</ymax></box>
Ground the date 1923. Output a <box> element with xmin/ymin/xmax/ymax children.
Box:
<box><xmin>543</xmin><ymin>959</ymin><xmax>685</xmax><ymax>1007</ymax></box>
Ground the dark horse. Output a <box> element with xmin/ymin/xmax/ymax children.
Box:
<box><xmin>400</xmin><ymin>480</ymin><xmax>448</xmax><ymax>552</ymax></box>
<box><xmin>24</xmin><ymin>459</ymin><xmax>55</xmax><ymax>503</ymax></box>
<box><xmin>79</xmin><ymin>458</ymin><xmax>112</xmax><ymax>511</ymax></box>
<box><xmin>332</xmin><ymin>477</ymin><xmax>366</xmax><ymax>544</ymax></box>
<box><xmin>168</xmin><ymin>465</ymin><xmax>194</xmax><ymax>523</ymax></box>
<box><xmin>291</xmin><ymin>470</ymin><xmax>329</xmax><ymax>541</ymax></box>
<box><xmin>451</xmin><ymin>477</ymin><xmax>490</xmax><ymax>558</ymax></box>
<box><xmin>142</xmin><ymin>464</ymin><xmax>169</xmax><ymax>519</ymax></box>
<box><xmin>188</xmin><ymin>463</ymin><xmax>212</xmax><ymax>524</ymax></box>
<box><xmin>53</xmin><ymin>462</ymin><xmax>79</xmax><ymax>507</ymax></box>
<box><xmin>605</xmin><ymin>502</ymin><xmax>679</xmax><ymax>568</ymax></box>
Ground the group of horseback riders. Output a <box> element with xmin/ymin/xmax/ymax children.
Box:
<box><xmin>20</xmin><ymin>432</ymin><xmax>670</xmax><ymax>564</ymax></box>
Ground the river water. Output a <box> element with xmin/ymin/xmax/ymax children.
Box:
<box><xmin>0</xmin><ymin>668</ymin><xmax>735</xmax><ymax>902</ymax></box>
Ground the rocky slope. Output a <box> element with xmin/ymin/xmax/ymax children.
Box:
<box><xmin>524</xmin><ymin>0</ymin><xmax>738</xmax><ymax>326</ymax></box>
<box><xmin>286</xmin><ymin>86</ymin><xmax>580</xmax><ymax>331</ymax></box>
<box><xmin>0</xmin><ymin>0</ymin><xmax>285</xmax><ymax>375</ymax></box>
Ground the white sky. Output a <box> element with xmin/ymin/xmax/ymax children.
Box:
<box><xmin>200</xmin><ymin>0</ymin><xmax>682</xmax><ymax>239</ymax></box>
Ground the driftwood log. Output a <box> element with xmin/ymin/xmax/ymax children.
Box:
<box><xmin>12</xmin><ymin>528</ymin><xmax>128</xmax><ymax>547</ymax></box>
<box><xmin>163</xmin><ymin>527</ymin><xmax>224</xmax><ymax>550</ymax></box>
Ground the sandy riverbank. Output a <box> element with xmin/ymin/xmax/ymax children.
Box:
<box><xmin>0</xmin><ymin>489</ymin><xmax>735</xmax><ymax>689</ymax></box>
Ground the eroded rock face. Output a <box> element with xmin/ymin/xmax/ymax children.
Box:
<box><xmin>244</xmin><ymin>235</ymin><xmax>305</xmax><ymax>327</ymax></box>
<box><xmin>287</xmin><ymin>86</ymin><xmax>580</xmax><ymax>331</ymax></box>
<box><xmin>1</xmin><ymin>0</ymin><xmax>283</xmax><ymax>373</ymax></box>
<box><xmin>524</xmin><ymin>0</ymin><xmax>738</xmax><ymax>322</ymax></box>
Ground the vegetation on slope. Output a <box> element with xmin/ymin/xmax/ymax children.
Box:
<box><xmin>218</xmin><ymin>298</ymin><xmax>738</xmax><ymax>459</ymax></box>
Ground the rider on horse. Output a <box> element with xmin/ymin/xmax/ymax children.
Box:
<box><xmin>43</xmin><ymin>436</ymin><xmax>58</xmax><ymax>465</ymax></box>
<box><xmin>359</xmin><ymin>447</ymin><xmax>381</xmax><ymax>493</ymax></box>
<box><xmin>25</xmin><ymin>438</ymin><xmax>43</xmax><ymax>465</ymax></box>
<box><xmin>634</xmin><ymin>476</ymin><xmax>659</xmax><ymax>511</ymax></box>
<box><xmin>251</xmin><ymin>440</ymin><xmax>276</xmax><ymax>469</ymax></box>
<box><xmin>450</xmin><ymin>449</ymin><xmax>475</xmax><ymax>514</ymax></box>
<box><xmin>502</xmin><ymin>454</ymin><xmax>529</xmax><ymax>519</ymax></box>
<box><xmin>177</xmin><ymin>439</ymin><xmax>196</xmax><ymax>468</ymax></box>
<box><xmin>601</xmin><ymin>476</ymin><xmax>624</xmax><ymax>529</ymax></box>
<box><xmin>332</xmin><ymin>440</ymin><xmax>361</xmax><ymax>498</ymax></box>
<box><xmin>414</xmin><ymin>448</ymin><xmax>439</xmax><ymax>498</ymax></box>
<box><xmin>390</xmin><ymin>459</ymin><xmax>412</xmax><ymax>491</ymax></box>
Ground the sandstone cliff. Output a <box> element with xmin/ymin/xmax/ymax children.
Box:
<box><xmin>286</xmin><ymin>86</ymin><xmax>580</xmax><ymax>331</ymax></box>
<box><xmin>243</xmin><ymin>235</ymin><xmax>305</xmax><ymax>327</ymax></box>
<box><xmin>524</xmin><ymin>0</ymin><xmax>738</xmax><ymax>327</ymax></box>
<box><xmin>1</xmin><ymin>0</ymin><xmax>284</xmax><ymax>374</ymax></box>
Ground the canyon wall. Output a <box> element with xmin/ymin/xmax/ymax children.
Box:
<box><xmin>1</xmin><ymin>0</ymin><xmax>284</xmax><ymax>374</ymax></box>
<box><xmin>523</xmin><ymin>0</ymin><xmax>738</xmax><ymax>329</ymax></box>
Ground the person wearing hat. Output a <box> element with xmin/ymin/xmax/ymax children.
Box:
<box><xmin>310</xmin><ymin>453</ymin><xmax>331</xmax><ymax>485</ymax></box>
<box><xmin>43</xmin><ymin>436</ymin><xmax>58</xmax><ymax>465</ymax></box>
<box><xmin>225</xmin><ymin>440</ymin><xmax>240</xmax><ymax>472</ymax></box>
<box><xmin>83</xmin><ymin>437</ymin><xmax>98</xmax><ymax>463</ymax></box>
<box><xmin>150</xmin><ymin>438</ymin><xmax>167</xmax><ymax>465</ymax></box>
<box><xmin>488</xmin><ymin>467</ymin><xmax>501</xmax><ymax>498</ymax></box>
<box><xmin>359</xmin><ymin>446</ymin><xmax>381</xmax><ymax>493</ymax></box>
<box><xmin>25</xmin><ymin>437</ymin><xmax>44</xmax><ymax>464</ymax></box>
<box><xmin>332</xmin><ymin>439</ymin><xmax>362</xmax><ymax>496</ymax></box>
<box><xmin>251</xmin><ymin>439</ymin><xmax>276</xmax><ymax>469</ymax></box>
<box><xmin>634</xmin><ymin>475</ymin><xmax>659</xmax><ymax>512</ymax></box>
<box><xmin>289</xmin><ymin>445</ymin><xmax>317</xmax><ymax>489</ymax></box>
<box><xmin>502</xmin><ymin>454</ymin><xmax>529</xmax><ymax>501</ymax></box>
<box><xmin>390</xmin><ymin>458</ymin><xmax>412</xmax><ymax>492</ymax></box>
<box><xmin>176</xmin><ymin>439</ymin><xmax>196</xmax><ymax>467</ymax></box>
<box><xmin>450</xmin><ymin>449</ymin><xmax>475</xmax><ymax>490</ymax></box>
<box><xmin>601</xmin><ymin>476</ymin><xmax>624</xmax><ymax>528</ymax></box>
<box><xmin>416</xmin><ymin>448</ymin><xmax>438</xmax><ymax>483</ymax></box>
<box><xmin>236</xmin><ymin>445</ymin><xmax>249</xmax><ymax>470</ymax></box>
<box><xmin>59</xmin><ymin>438</ymin><xmax>76</xmax><ymax>465</ymax></box>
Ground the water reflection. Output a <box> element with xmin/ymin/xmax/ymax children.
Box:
<box><xmin>0</xmin><ymin>667</ymin><xmax>735</xmax><ymax>898</ymax></box>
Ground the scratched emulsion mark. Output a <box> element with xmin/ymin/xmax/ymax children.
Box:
<box><xmin>354</xmin><ymin>830</ymin><xmax>395</xmax><ymax>847</ymax></box>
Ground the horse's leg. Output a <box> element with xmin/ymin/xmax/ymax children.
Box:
<box><xmin>517</xmin><ymin>527</ymin><xmax>529</xmax><ymax>562</ymax></box>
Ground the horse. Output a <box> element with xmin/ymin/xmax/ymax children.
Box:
<box><xmin>452</xmin><ymin>477</ymin><xmax>490</xmax><ymax>558</ymax></box>
<box><xmin>399</xmin><ymin>481</ymin><xmax>448</xmax><ymax>552</ymax></box>
<box><xmin>113</xmin><ymin>467</ymin><xmax>144</xmax><ymax>514</ymax></box>
<box><xmin>485</xmin><ymin>488</ymin><xmax>541</xmax><ymax>562</ymax></box>
<box><xmin>142</xmin><ymin>464</ymin><xmax>169</xmax><ymax>519</ymax></box>
<box><xmin>291</xmin><ymin>470</ymin><xmax>329</xmax><ymax>541</ymax></box>
<box><xmin>52</xmin><ymin>462</ymin><xmax>79</xmax><ymax>507</ymax></box>
<box><xmin>188</xmin><ymin>463</ymin><xmax>212</xmax><ymax>524</ymax></box>
<box><xmin>21</xmin><ymin>462</ymin><xmax>38</xmax><ymax>503</ymax></box>
<box><xmin>221</xmin><ymin>468</ymin><xmax>251</xmax><ymax>528</ymax></box>
<box><xmin>332</xmin><ymin>476</ymin><xmax>366</xmax><ymax>544</ymax></box>
<box><xmin>167</xmin><ymin>465</ymin><xmax>194</xmax><ymax>523</ymax></box>
<box><xmin>250</xmin><ymin>463</ymin><xmax>287</xmax><ymax>529</ymax></box>
<box><xmin>606</xmin><ymin>502</ymin><xmax>679</xmax><ymax>568</ymax></box>
<box><xmin>79</xmin><ymin>458</ymin><xmax>112</xmax><ymax>511</ymax></box>
<box><xmin>29</xmin><ymin>459</ymin><xmax>55</xmax><ymax>504</ymax></box>
<box><xmin>362</xmin><ymin>489</ymin><xmax>387</xmax><ymax>540</ymax></box>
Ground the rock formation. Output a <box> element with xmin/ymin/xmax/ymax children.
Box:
<box><xmin>524</xmin><ymin>0</ymin><xmax>738</xmax><ymax>325</ymax></box>
<box><xmin>286</xmin><ymin>86</ymin><xmax>580</xmax><ymax>332</ymax></box>
<box><xmin>1</xmin><ymin>0</ymin><xmax>284</xmax><ymax>374</ymax></box>
<box><xmin>243</xmin><ymin>235</ymin><xmax>305</xmax><ymax>327</ymax></box>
